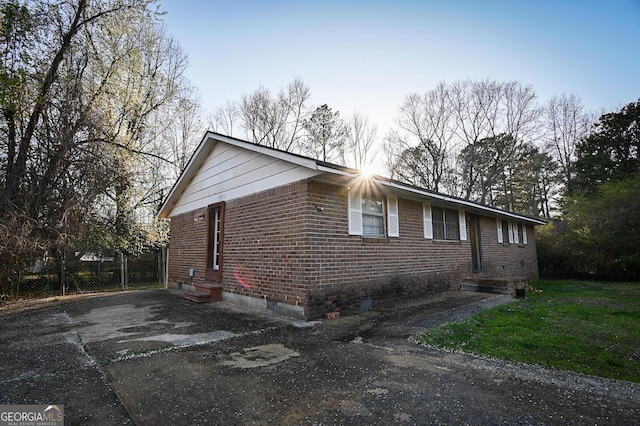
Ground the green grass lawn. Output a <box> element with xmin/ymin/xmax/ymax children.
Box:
<box><xmin>414</xmin><ymin>280</ymin><xmax>640</xmax><ymax>383</ymax></box>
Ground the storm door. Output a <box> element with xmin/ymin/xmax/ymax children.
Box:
<box><xmin>205</xmin><ymin>202</ymin><xmax>224</xmax><ymax>281</ymax></box>
<box><xmin>469</xmin><ymin>214</ymin><xmax>483</xmax><ymax>272</ymax></box>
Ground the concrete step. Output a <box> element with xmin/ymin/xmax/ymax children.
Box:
<box><xmin>183</xmin><ymin>290</ymin><xmax>214</xmax><ymax>303</ymax></box>
<box><xmin>461</xmin><ymin>282</ymin><xmax>510</xmax><ymax>295</ymax></box>
<box><xmin>183</xmin><ymin>283</ymin><xmax>223</xmax><ymax>303</ymax></box>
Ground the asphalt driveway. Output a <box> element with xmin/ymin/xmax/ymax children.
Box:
<box><xmin>1</xmin><ymin>290</ymin><xmax>638</xmax><ymax>425</ymax></box>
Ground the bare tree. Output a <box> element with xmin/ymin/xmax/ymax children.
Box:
<box><xmin>384</xmin><ymin>137</ymin><xmax>438</xmax><ymax>189</ymax></box>
<box><xmin>238</xmin><ymin>78</ymin><xmax>310</xmax><ymax>152</ymax></box>
<box><xmin>544</xmin><ymin>94</ymin><xmax>593</xmax><ymax>196</ymax></box>
<box><xmin>239</xmin><ymin>87</ymin><xmax>271</xmax><ymax>146</ymax></box>
<box><xmin>459</xmin><ymin>133</ymin><xmax>517</xmax><ymax>204</ymax></box>
<box><xmin>133</xmin><ymin>85</ymin><xmax>203</xmax><ymax>247</ymax></box>
<box><xmin>281</xmin><ymin>78</ymin><xmax>310</xmax><ymax>151</ymax></box>
<box><xmin>209</xmin><ymin>101</ymin><xmax>238</xmax><ymax>137</ymax></box>
<box><xmin>166</xmin><ymin>88</ymin><xmax>203</xmax><ymax>179</ymax></box>
<box><xmin>385</xmin><ymin>79</ymin><xmax>542</xmax><ymax>203</ymax></box>
<box><xmin>385</xmin><ymin>83</ymin><xmax>458</xmax><ymax>192</ymax></box>
<box><xmin>148</xmin><ymin>85</ymin><xmax>203</xmax><ymax>189</ymax></box>
<box><xmin>344</xmin><ymin>111</ymin><xmax>378</xmax><ymax>171</ymax></box>
<box><xmin>503</xmin><ymin>81</ymin><xmax>543</xmax><ymax>143</ymax></box>
<box><xmin>449</xmin><ymin>80</ymin><xmax>503</xmax><ymax>198</ymax></box>
<box><xmin>0</xmin><ymin>0</ymin><xmax>193</xmax><ymax>292</ymax></box>
<box><xmin>449</xmin><ymin>80</ymin><xmax>542</xmax><ymax>200</ymax></box>
<box><xmin>88</xmin><ymin>16</ymin><xmax>189</xmax><ymax>253</ymax></box>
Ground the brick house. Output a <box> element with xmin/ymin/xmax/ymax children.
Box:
<box><xmin>158</xmin><ymin>132</ymin><xmax>546</xmax><ymax>320</ymax></box>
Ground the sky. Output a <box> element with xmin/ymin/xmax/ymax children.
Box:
<box><xmin>158</xmin><ymin>0</ymin><xmax>640</xmax><ymax>142</ymax></box>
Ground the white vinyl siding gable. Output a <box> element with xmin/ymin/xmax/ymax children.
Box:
<box><xmin>169</xmin><ymin>143</ymin><xmax>319</xmax><ymax>217</ymax></box>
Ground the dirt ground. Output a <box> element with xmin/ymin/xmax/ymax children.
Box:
<box><xmin>1</xmin><ymin>289</ymin><xmax>638</xmax><ymax>425</ymax></box>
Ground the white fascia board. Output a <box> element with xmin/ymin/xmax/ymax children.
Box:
<box><xmin>316</xmin><ymin>164</ymin><xmax>357</xmax><ymax>177</ymax></box>
<box><xmin>378</xmin><ymin>179</ymin><xmax>546</xmax><ymax>225</ymax></box>
<box><xmin>158</xmin><ymin>132</ymin><xmax>212</xmax><ymax>218</ymax></box>
<box><xmin>213</xmin><ymin>133</ymin><xmax>319</xmax><ymax>170</ymax></box>
<box><xmin>313</xmin><ymin>166</ymin><xmax>546</xmax><ymax>226</ymax></box>
<box><xmin>160</xmin><ymin>132</ymin><xmax>546</xmax><ymax>226</ymax></box>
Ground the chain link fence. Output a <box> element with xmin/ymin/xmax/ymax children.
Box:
<box><xmin>4</xmin><ymin>248</ymin><xmax>167</xmax><ymax>299</ymax></box>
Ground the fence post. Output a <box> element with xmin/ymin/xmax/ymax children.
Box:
<box><xmin>164</xmin><ymin>247</ymin><xmax>169</xmax><ymax>288</ymax></box>
<box><xmin>157</xmin><ymin>248</ymin><xmax>164</xmax><ymax>287</ymax></box>
<box><xmin>60</xmin><ymin>252</ymin><xmax>66</xmax><ymax>297</ymax></box>
<box><xmin>120</xmin><ymin>252</ymin><xmax>125</xmax><ymax>290</ymax></box>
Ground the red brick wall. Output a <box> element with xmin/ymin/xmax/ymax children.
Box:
<box><xmin>167</xmin><ymin>179</ymin><xmax>540</xmax><ymax>320</ymax></box>
<box><xmin>303</xmin><ymin>181</ymin><xmax>468</xmax><ymax>318</ymax></box>
<box><xmin>473</xmin><ymin>216</ymin><xmax>539</xmax><ymax>280</ymax></box>
<box><xmin>221</xmin><ymin>180</ymin><xmax>310</xmax><ymax>307</ymax></box>
<box><xmin>167</xmin><ymin>207</ymin><xmax>208</xmax><ymax>286</ymax></box>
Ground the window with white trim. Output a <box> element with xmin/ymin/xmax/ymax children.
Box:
<box><xmin>348</xmin><ymin>190</ymin><xmax>399</xmax><ymax>238</ymax></box>
<box><xmin>497</xmin><ymin>219</ymin><xmax>528</xmax><ymax>245</ymax></box>
<box><xmin>497</xmin><ymin>219</ymin><xmax>509</xmax><ymax>244</ymax></box>
<box><xmin>362</xmin><ymin>197</ymin><xmax>385</xmax><ymax>237</ymax></box>
<box><xmin>517</xmin><ymin>223</ymin><xmax>528</xmax><ymax>244</ymax></box>
<box><xmin>424</xmin><ymin>204</ymin><xmax>466</xmax><ymax>241</ymax></box>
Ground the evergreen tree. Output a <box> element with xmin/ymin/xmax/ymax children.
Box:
<box><xmin>301</xmin><ymin>104</ymin><xmax>349</xmax><ymax>163</ymax></box>
<box><xmin>573</xmin><ymin>100</ymin><xmax>639</xmax><ymax>195</ymax></box>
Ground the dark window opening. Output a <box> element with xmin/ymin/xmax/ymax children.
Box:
<box><xmin>432</xmin><ymin>206</ymin><xmax>460</xmax><ymax>241</ymax></box>
<box><xmin>501</xmin><ymin>220</ymin><xmax>509</xmax><ymax>244</ymax></box>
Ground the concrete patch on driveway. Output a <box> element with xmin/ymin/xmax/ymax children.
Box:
<box><xmin>70</xmin><ymin>304</ymin><xmax>193</xmax><ymax>343</ymax></box>
<box><xmin>120</xmin><ymin>331</ymin><xmax>236</xmax><ymax>347</ymax></box>
<box><xmin>221</xmin><ymin>343</ymin><xmax>300</xmax><ymax>369</ymax></box>
<box><xmin>66</xmin><ymin>301</ymin><xmax>245</xmax><ymax>362</ymax></box>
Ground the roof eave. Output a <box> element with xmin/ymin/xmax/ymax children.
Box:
<box><xmin>157</xmin><ymin>132</ymin><xmax>213</xmax><ymax>218</ymax></box>
<box><xmin>315</xmin><ymin>165</ymin><xmax>546</xmax><ymax>226</ymax></box>
<box><xmin>158</xmin><ymin>132</ymin><xmax>547</xmax><ymax>226</ymax></box>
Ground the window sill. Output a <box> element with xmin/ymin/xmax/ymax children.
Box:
<box><xmin>431</xmin><ymin>239</ymin><xmax>462</xmax><ymax>245</ymax></box>
<box><xmin>361</xmin><ymin>236</ymin><xmax>389</xmax><ymax>243</ymax></box>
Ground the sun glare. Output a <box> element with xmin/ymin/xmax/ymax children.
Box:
<box><xmin>359</xmin><ymin>163</ymin><xmax>375</xmax><ymax>178</ymax></box>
